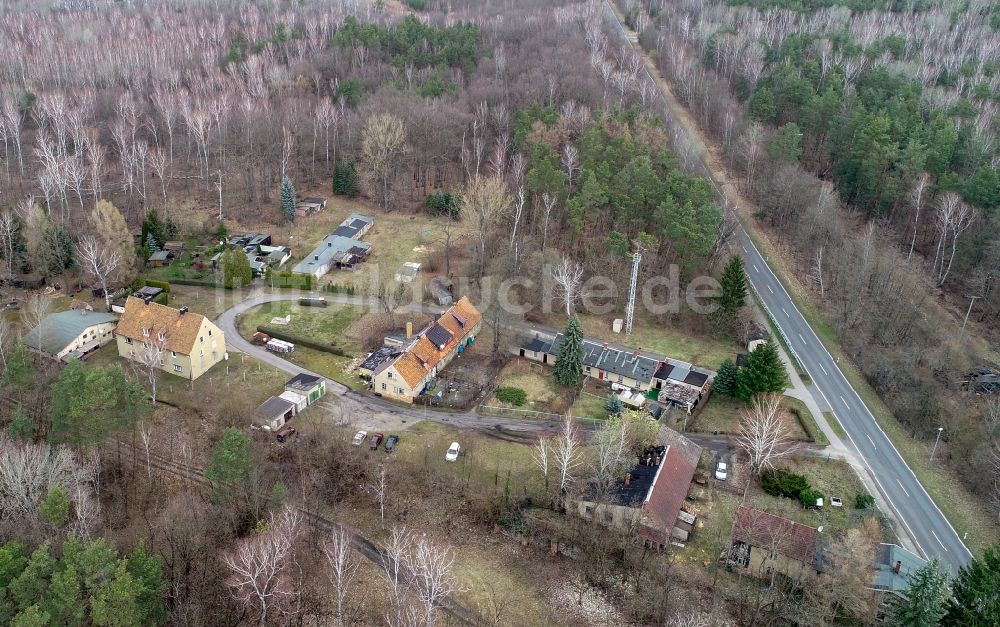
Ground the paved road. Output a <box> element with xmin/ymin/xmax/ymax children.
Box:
<box><xmin>739</xmin><ymin>234</ymin><xmax>972</xmax><ymax>572</ymax></box>
<box><xmin>601</xmin><ymin>0</ymin><xmax>972</xmax><ymax>572</ymax></box>
<box><xmin>215</xmin><ymin>292</ymin><xmax>561</xmax><ymax>435</ymax></box>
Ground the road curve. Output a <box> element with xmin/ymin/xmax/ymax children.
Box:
<box><xmin>600</xmin><ymin>0</ymin><xmax>971</xmax><ymax>572</ymax></box>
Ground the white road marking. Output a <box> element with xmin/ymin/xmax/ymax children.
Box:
<box><xmin>766</xmin><ymin>284</ymin><xmax>774</xmax><ymax>294</ymax></box>
<box><xmin>781</xmin><ymin>307</ymin><xmax>790</xmax><ymax>317</ymax></box>
<box><xmin>752</xmin><ymin>264</ymin><xmax>760</xmax><ymax>273</ymax></box>
<box><xmin>798</xmin><ymin>333</ymin><xmax>807</xmax><ymax>345</ymax></box>
<box><xmin>866</xmin><ymin>433</ymin><xmax>877</xmax><ymax>449</ymax></box>
<box><xmin>742</xmin><ymin>246</ymin><xmax>747</xmax><ymax>253</ymax></box>
<box><xmin>840</xmin><ymin>395</ymin><xmax>849</xmax><ymax>409</ymax></box>
<box><xmin>931</xmin><ymin>530</ymin><xmax>948</xmax><ymax>551</ymax></box>
<box><xmin>819</xmin><ymin>364</ymin><xmax>828</xmax><ymax>376</ymax></box>
<box><xmin>895</xmin><ymin>478</ymin><xmax>910</xmax><ymax>498</ymax></box>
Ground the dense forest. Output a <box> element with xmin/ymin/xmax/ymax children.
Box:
<box><xmin>624</xmin><ymin>0</ymin><xmax>1000</xmax><ymax>518</ymax></box>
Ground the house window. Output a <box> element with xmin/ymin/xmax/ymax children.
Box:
<box><xmin>387</xmin><ymin>372</ymin><xmax>393</xmax><ymax>379</ymax></box>
<box><xmin>171</xmin><ymin>351</ymin><xmax>177</xmax><ymax>358</ymax></box>
<box><xmin>173</xmin><ymin>364</ymin><xmax>182</xmax><ymax>372</ymax></box>
<box><xmin>603</xmin><ymin>510</ymin><xmax>613</xmax><ymax>523</ymax></box>
<box><xmin>381</xmin><ymin>383</ymin><xmax>387</xmax><ymax>390</ymax></box>
<box><xmin>585</xmin><ymin>366</ymin><xmax>591</xmax><ymax>374</ymax></box>
<box><xmin>618</xmin><ymin>375</ymin><xmax>624</xmax><ymax>383</ymax></box>
<box><xmin>208</xmin><ymin>329</ymin><xmax>213</xmax><ymax>336</ymax></box>
<box><xmin>583</xmin><ymin>504</ymin><xmax>594</xmax><ymax>517</ymax></box>
<box><xmin>124</xmin><ymin>337</ymin><xmax>132</xmax><ymax>345</ymax></box>
<box><xmin>200</xmin><ymin>336</ymin><xmax>204</xmax><ymax>343</ymax></box>
<box><xmin>142</xmin><ymin>327</ymin><xmax>150</xmax><ymax>337</ymax></box>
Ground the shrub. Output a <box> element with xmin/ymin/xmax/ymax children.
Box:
<box><xmin>257</xmin><ymin>326</ymin><xmax>349</xmax><ymax>356</ymax></box>
<box><xmin>496</xmin><ymin>387</ymin><xmax>527</xmax><ymax>406</ymax></box>
<box><xmin>855</xmin><ymin>493</ymin><xmax>875</xmax><ymax>509</ymax></box>
<box><xmin>760</xmin><ymin>468</ymin><xmax>811</xmax><ymax>499</ymax></box>
<box><xmin>425</xmin><ymin>190</ymin><xmax>460</xmax><ymax>218</ymax></box>
<box><xmin>799</xmin><ymin>488</ymin><xmax>825</xmax><ymax>507</ymax></box>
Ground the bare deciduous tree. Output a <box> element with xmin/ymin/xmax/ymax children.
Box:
<box><xmin>222</xmin><ymin>506</ymin><xmax>300</xmax><ymax>627</ymax></box>
<box><xmin>322</xmin><ymin>525</ymin><xmax>360</xmax><ymax>627</ymax></box>
<box><xmin>138</xmin><ymin>421</ymin><xmax>153</xmax><ymax>478</ymax></box>
<box><xmin>361</xmin><ymin>113</ymin><xmax>409</xmax><ymax>212</ymax></box>
<box><xmin>410</xmin><ymin>536</ymin><xmax>460</xmax><ymax>627</ymax></box>
<box><xmin>0</xmin><ymin>210</ymin><xmax>17</xmax><ymax>280</ymax></box>
<box><xmin>553</xmin><ymin>416</ymin><xmax>584</xmax><ymax>496</ymax></box>
<box><xmin>22</xmin><ymin>294</ymin><xmax>51</xmax><ymax>352</ymax></box>
<box><xmin>735</xmin><ymin>393</ymin><xmax>797</xmax><ymax>473</ymax></box>
<box><xmin>550</xmin><ymin>256</ymin><xmax>585</xmax><ymax>316</ymax></box>
<box><xmin>532</xmin><ymin>436</ymin><xmax>550</xmax><ymax>494</ymax></box>
<box><xmin>380</xmin><ymin>526</ymin><xmax>413</xmax><ymax>627</ymax></box>
<box><xmin>460</xmin><ymin>175</ymin><xmax>513</xmax><ymax>279</ymax></box>
<box><xmin>76</xmin><ymin>235</ymin><xmax>121</xmax><ymax>312</ymax></box>
<box><xmin>132</xmin><ymin>333</ymin><xmax>167</xmax><ymax>405</ymax></box>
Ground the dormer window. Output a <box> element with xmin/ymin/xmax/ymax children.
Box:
<box><xmin>142</xmin><ymin>327</ymin><xmax>151</xmax><ymax>337</ymax></box>
<box><xmin>157</xmin><ymin>331</ymin><xmax>166</xmax><ymax>342</ymax></box>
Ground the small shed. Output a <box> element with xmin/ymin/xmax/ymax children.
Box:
<box><xmin>285</xmin><ymin>373</ymin><xmax>326</xmax><ymax>404</ymax></box>
<box><xmin>162</xmin><ymin>241</ymin><xmax>185</xmax><ymax>252</ymax></box>
<box><xmin>148</xmin><ymin>250</ymin><xmax>174</xmax><ymax>267</ymax></box>
<box><xmin>279</xmin><ymin>390</ymin><xmax>308</xmax><ymax>414</ymax></box>
<box><xmin>254</xmin><ymin>396</ymin><xmax>295</xmax><ymax>431</ymax></box>
<box><xmin>395</xmin><ymin>262</ymin><xmax>421</xmax><ymax>283</ymax></box>
<box><xmin>429</xmin><ymin>276</ymin><xmax>453</xmax><ymax>306</ymax></box>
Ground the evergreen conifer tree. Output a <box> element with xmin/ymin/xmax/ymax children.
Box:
<box><xmin>895</xmin><ymin>557</ymin><xmax>950</xmax><ymax>627</ymax></box>
<box><xmin>280</xmin><ymin>176</ymin><xmax>296</xmax><ymax>222</ymax></box>
<box><xmin>717</xmin><ymin>255</ymin><xmax>748</xmax><ymax>314</ymax></box>
<box><xmin>332</xmin><ymin>160</ymin><xmax>359</xmax><ymax>197</ymax></box>
<box><xmin>553</xmin><ymin>315</ymin><xmax>584</xmax><ymax>387</ymax></box>
<box><xmin>714</xmin><ymin>359</ymin><xmax>738</xmax><ymax>397</ymax></box>
<box><xmin>604</xmin><ymin>394</ymin><xmax>623</xmax><ymax>417</ymax></box>
<box><xmin>735</xmin><ymin>341</ymin><xmax>788</xmax><ymax>401</ymax></box>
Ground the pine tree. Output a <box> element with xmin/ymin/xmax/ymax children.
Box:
<box><xmin>39</xmin><ymin>487</ymin><xmax>70</xmax><ymax>528</ymax></box>
<box><xmin>332</xmin><ymin>160</ymin><xmax>359</xmax><ymax>197</ymax></box>
<box><xmin>553</xmin><ymin>315</ymin><xmax>583</xmax><ymax>387</ymax></box>
<box><xmin>603</xmin><ymin>394</ymin><xmax>623</xmax><ymax>417</ymax></box>
<box><xmin>1</xmin><ymin>341</ymin><xmax>34</xmax><ymax>390</ymax></box>
<box><xmin>280</xmin><ymin>176</ymin><xmax>296</xmax><ymax>222</ymax></box>
<box><xmin>714</xmin><ymin>359</ymin><xmax>738</xmax><ymax>397</ymax></box>
<box><xmin>945</xmin><ymin>545</ymin><xmax>1000</xmax><ymax>625</ymax></box>
<box><xmin>895</xmin><ymin>557</ymin><xmax>950</xmax><ymax>627</ymax></box>
<box><xmin>140</xmin><ymin>209</ymin><xmax>165</xmax><ymax>249</ymax></box>
<box><xmin>735</xmin><ymin>341</ymin><xmax>788</xmax><ymax>401</ymax></box>
<box><xmin>6</xmin><ymin>407</ymin><xmax>36</xmax><ymax>441</ymax></box>
<box><xmin>717</xmin><ymin>255</ymin><xmax>748</xmax><ymax>314</ymax></box>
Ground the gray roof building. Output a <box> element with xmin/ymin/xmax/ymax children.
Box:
<box><xmin>333</xmin><ymin>212</ymin><xmax>375</xmax><ymax>239</ymax></box>
<box><xmin>872</xmin><ymin>543</ymin><xmax>927</xmax><ymax>597</ymax></box>
<box><xmin>291</xmin><ymin>235</ymin><xmax>372</xmax><ymax>276</ymax></box>
<box><xmin>23</xmin><ymin>310</ymin><xmax>118</xmax><ymax>359</ymax></box>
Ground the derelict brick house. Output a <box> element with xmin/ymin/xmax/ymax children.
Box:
<box><xmin>372</xmin><ymin>297</ymin><xmax>482</xmax><ymax>403</ymax></box>
<box><xmin>729</xmin><ymin>505</ymin><xmax>822</xmax><ymax>580</ymax></box>
<box><xmin>570</xmin><ymin>427</ymin><xmax>703</xmax><ymax>549</ymax></box>
<box><xmin>115</xmin><ymin>297</ymin><xmax>226</xmax><ymax>380</ymax></box>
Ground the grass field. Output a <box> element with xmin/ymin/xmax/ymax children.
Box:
<box><xmin>570</xmin><ymin>391</ymin><xmax>607</xmax><ymax>420</ymax></box>
<box><xmin>238</xmin><ymin>300</ymin><xmax>362</xmax><ymax>351</ymax></box>
<box><xmin>689</xmin><ymin>396</ymin><xmax>743</xmax><ymax>434</ymax></box>
<box><xmin>490</xmin><ymin>360</ymin><xmax>574</xmax><ymax>414</ymax></box>
<box><xmin>395</xmin><ymin>421</ymin><xmax>544</xmax><ymax>499</ymax></box>
<box><xmin>84</xmin><ymin>341</ymin><xmax>287</xmax><ymax>412</ymax></box>
<box><xmin>576</xmin><ymin>314</ymin><xmax>737</xmax><ymax>370</ymax></box>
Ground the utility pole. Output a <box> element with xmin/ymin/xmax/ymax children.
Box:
<box><xmin>958</xmin><ymin>293</ymin><xmax>980</xmax><ymax>342</ymax></box>
<box><xmin>625</xmin><ymin>245</ymin><xmax>642</xmax><ymax>335</ymax></box>
<box><xmin>929</xmin><ymin>426</ymin><xmax>944</xmax><ymax>465</ymax></box>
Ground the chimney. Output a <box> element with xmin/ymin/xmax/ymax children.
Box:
<box><xmin>179</xmin><ymin>306</ymin><xmax>188</xmax><ymax>316</ymax></box>
<box><xmin>893</xmin><ymin>561</ymin><xmax>901</xmax><ymax>574</ymax></box>
<box><xmin>406</xmin><ymin>322</ymin><xmax>413</xmax><ymax>339</ymax></box>
<box><xmin>602</xmin><ymin>342</ymin><xmax>609</xmax><ymax>350</ymax></box>
<box><xmin>624</xmin><ymin>473</ymin><xmax>631</xmax><ymax>485</ymax></box>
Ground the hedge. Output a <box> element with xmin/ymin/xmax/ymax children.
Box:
<box><xmin>496</xmin><ymin>387</ymin><xmax>527</xmax><ymax>406</ymax></box>
<box><xmin>265</xmin><ymin>269</ymin><xmax>312</xmax><ymax>290</ymax></box>
<box><xmin>322</xmin><ymin>283</ymin><xmax>358</xmax><ymax>295</ymax></box>
<box><xmin>142</xmin><ymin>278</ymin><xmax>171</xmax><ymax>293</ymax></box>
<box><xmin>799</xmin><ymin>488</ymin><xmax>825</xmax><ymax>507</ymax></box>
<box><xmin>760</xmin><ymin>469</ymin><xmax>811</xmax><ymax>499</ymax></box>
<box><xmin>169</xmin><ymin>278</ymin><xmax>234</xmax><ymax>289</ymax></box>
<box><xmin>256</xmin><ymin>326</ymin><xmax>349</xmax><ymax>357</ymax></box>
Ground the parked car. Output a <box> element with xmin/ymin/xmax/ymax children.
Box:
<box><xmin>830</xmin><ymin>497</ymin><xmax>843</xmax><ymax>507</ymax></box>
<box><xmin>384</xmin><ymin>434</ymin><xmax>399</xmax><ymax>453</ymax></box>
<box><xmin>275</xmin><ymin>426</ymin><xmax>296</xmax><ymax>443</ymax></box>
<box><xmin>298</xmin><ymin>297</ymin><xmax>328</xmax><ymax>307</ymax></box>
<box><xmin>715</xmin><ymin>461</ymin><xmax>728</xmax><ymax>481</ymax></box>
<box><xmin>445</xmin><ymin>442</ymin><xmax>461</xmax><ymax>462</ymax></box>
<box><xmin>352</xmin><ymin>430</ymin><xmax>368</xmax><ymax>446</ymax></box>
<box><xmin>369</xmin><ymin>433</ymin><xmax>384</xmax><ymax>450</ymax></box>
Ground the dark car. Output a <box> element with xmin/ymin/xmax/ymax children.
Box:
<box><xmin>275</xmin><ymin>426</ymin><xmax>297</xmax><ymax>443</ymax></box>
<box><xmin>369</xmin><ymin>433</ymin><xmax>384</xmax><ymax>450</ymax></box>
<box><xmin>384</xmin><ymin>434</ymin><xmax>399</xmax><ymax>453</ymax></box>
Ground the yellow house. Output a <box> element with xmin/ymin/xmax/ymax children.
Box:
<box><xmin>114</xmin><ymin>297</ymin><xmax>226</xmax><ymax>380</ymax></box>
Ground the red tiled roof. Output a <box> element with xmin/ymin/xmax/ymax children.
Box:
<box><xmin>385</xmin><ymin>296</ymin><xmax>481</xmax><ymax>389</ymax></box>
<box><xmin>732</xmin><ymin>505</ymin><xmax>819</xmax><ymax>564</ymax></box>
<box><xmin>640</xmin><ymin>444</ymin><xmax>697</xmax><ymax>542</ymax></box>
